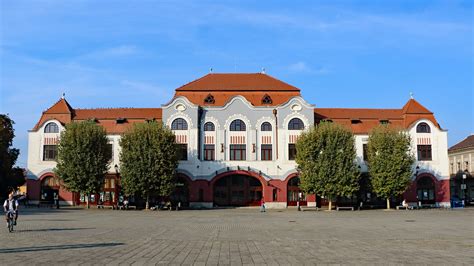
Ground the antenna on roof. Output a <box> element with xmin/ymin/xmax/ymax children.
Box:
<box><xmin>261</xmin><ymin>67</ymin><xmax>266</xmax><ymax>74</ymax></box>
<box><xmin>209</xmin><ymin>67</ymin><xmax>213</xmax><ymax>73</ymax></box>
<box><xmin>61</xmin><ymin>92</ymin><xmax>66</xmax><ymax>99</ymax></box>
<box><xmin>410</xmin><ymin>92</ymin><xmax>414</xmax><ymax>99</ymax></box>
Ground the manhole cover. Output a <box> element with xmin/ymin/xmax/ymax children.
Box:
<box><xmin>289</xmin><ymin>221</ymin><xmax>296</xmax><ymax>223</ymax></box>
<box><xmin>405</xmin><ymin>220</ymin><xmax>416</xmax><ymax>222</ymax></box>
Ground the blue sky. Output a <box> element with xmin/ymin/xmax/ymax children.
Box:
<box><xmin>0</xmin><ymin>0</ymin><xmax>473</xmax><ymax>168</ymax></box>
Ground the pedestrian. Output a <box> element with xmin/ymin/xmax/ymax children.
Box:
<box><xmin>260</xmin><ymin>198</ymin><xmax>266</xmax><ymax>212</ymax></box>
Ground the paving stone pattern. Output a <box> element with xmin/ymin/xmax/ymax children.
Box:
<box><xmin>0</xmin><ymin>207</ymin><xmax>473</xmax><ymax>265</ymax></box>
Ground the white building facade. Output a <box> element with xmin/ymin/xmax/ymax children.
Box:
<box><xmin>26</xmin><ymin>73</ymin><xmax>451</xmax><ymax>208</ymax></box>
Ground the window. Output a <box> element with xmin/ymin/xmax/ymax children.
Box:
<box><xmin>171</xmin><ymin>118</ymin><xmax>188</xmax><ymax>130</ymax></box>
<box><xmin>417</xmin><ymin>176</ymin><xmax>435</xmax><ymax>202</ymax></box>
<box><xmin>262</xmin><ymin>94</ymin><xmax>272</xmax><ymax>104</ymax></box>
<box><xmin>43</xmin><ymin>145</ymin><xmax>57</xmax><ymax>161</ymax></box>
<box><xmin>230</xmin><ymin>119</ymin><xmax>246</xmax><ymax>131</ymax></box>
<box><xmin>204</xmin><ymin>144</ymin><xmax>215</xmax><ymax>161</ymax></box>
<box><xmin>116</xmin><ymin>118</ymin><xmax>127</xmax><ymax>124</ymax></box>
<box><xmin>204</xmin><ymin>94</ymin><xmax>215</xmax><ymax>104</ymax></box>
<box><xmin>176</xmin><ymin>144</ymin><xmax>188</xmax><ymax>160</ymax></box>
<box><xmin>107</xmin><ymin>143</ymin><xmax>113</xmax><ymax>161</ymax></box>
<box><xmin>230</xmin><ymin>144</ymin><xmax>246</xmax><ymax>160</ymax></box>
<box><xmin>261</xmin><ymin>144</ymin><xmax>272</xmax><ymax>161</ymax></box>
<box><xmin>363</xmin><ymin>144</ymin><xmax>368</xmax><ymax>162</ymax></box>
<box><xmin>417</xmin><ymin>145</ymin><xmax>432</xmax><ymax>161</ymax></box>
<box><xmin>204</xmin><ymin>122</ymin><xmax>215</xmax><ymax>131</ymax></box>
<box><xmin>380</xmin><ymin>120</ymin><xmax>389</xmax><ymax>125</ymax></box>
<box><xmin>44</xmin><ymin>122</ymin><xmax>59</xmax><ymax>133</ymax></box>
<box><xmin>261</xmin><ymin>122</ymin><xmax>272</xmax><ymax>131</ymax></box>
<box><xmin>288</xmin><ymin>118</ymin><xmax>304</xmax><ymax>130</ymax></box>
<box><xmin>288</xmin><ymin>144</ymin><xmax>297</xmax><ymax>160</ymax></box>
<box><xmin>416</xmin><ymin>123</ymin><xmax>431</xmax><ymax>133</ymax></box>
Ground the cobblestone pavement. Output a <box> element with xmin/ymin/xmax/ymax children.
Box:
<box><xmin>0</xmin><ymin>207</ymin><xmax>473</xmax><ymax>265</ymax></box>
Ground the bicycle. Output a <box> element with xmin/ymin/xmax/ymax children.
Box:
<box><xmin>6</xmin><ymin>210</ymin><xmax>15</xmax><ymax>233</ymax></box>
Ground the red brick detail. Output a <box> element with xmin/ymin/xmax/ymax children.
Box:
<box><xmin>403</xmin><ymin>173</ymin><xmax>450</xmax><ymax>203</ymax></box>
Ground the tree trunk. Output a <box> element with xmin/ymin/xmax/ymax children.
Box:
<box><xmin>328</xmin><ymin>198</ymin><xmax>332</xmax><ymax>211</ymax></box>
<box><xmin>87</xmin><ymin>194</ymin><xmax>90</xmax><ymax>209</ymax></box>
<box><xmin>386</xmin><ymin>198</ymin><xmax>390</xmax><ymax>210</ymax></box>
<box><xmin>146</xmin><ymin>194</ymin><xmax>149</xmax><ymax>210</ymax></box>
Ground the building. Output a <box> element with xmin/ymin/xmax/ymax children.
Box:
<box><xmin>26</xmin><ymin>73</ymin><xmax>451</xmax><ymax>208</ymax></box>
<box><xmin>448</xmin><ymin>134</ymin><xmax>474</xmax><ymax>206</ymax></box>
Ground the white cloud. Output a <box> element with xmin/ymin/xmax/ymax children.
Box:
<box><xmin>288</xmin><ymin>62</ymin><xmax>329</xmax><ymax>75</ymax></box>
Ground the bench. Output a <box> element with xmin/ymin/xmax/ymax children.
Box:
<box><xmin>97</xmin><ymin>205</ymin><xmax>114</xmax><ymax>209</ymax></box>
<box><xmin>396</xmin><ymin>205</ymin><xmax>414</xmax><ymax>210</ymax></box>
<box><xmin>300</xmin><ymin>206</ymin><xmax>319</xmax><ymax>212</ymax></box>
<box><xmin>336</xmin><ymin>206</ymin><xmax>354</xmax><ymax>211</ymax></box>
<box><xmin>118</xmin><ymin>205</ymin><xmax>137</xmax><ymax>210</ymax></box>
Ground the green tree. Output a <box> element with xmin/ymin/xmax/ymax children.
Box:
<box><xmin>119</xmin><ymin>121</ymin><xmax>178</xmax><ymax>209</ymax></box>
<box><xmin>367</xmin><ymin>125</ymin><xmax>414</xmax><ymax>209</ymax></box>
<box><xmin>296</xmin><ymin>122</ymin><xmax>360</xmax><ymax>210</ymax></box>
<box><xmin>55</xmin><ymin>120</ymin><xmax>111</xmax><ymax>208</ymax></box>
<box><xmin>0</xmin><ymin>114</ymin><xmax>23</xmax><ymax>199</ymax></box>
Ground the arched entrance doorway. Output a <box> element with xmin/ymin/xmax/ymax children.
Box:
<box><xmin>170</xmin><ymin>176</ymin><xmax>189</xmax><ymax>207</ymax></box>
<box><xmin>417</xmin><ymin>176</ymin><xmax>435</xmax><ymax>204</ymax></box>
<box><xmin>41</xmin><ymin>176</ymin><xmax>60</xmax><ymax>203</ymax></box>
<box><xmin>213</xmin><ymin>174</ymin><xmax>263</xmax><ymax>206</ymax></box>
<box><xmin>287</xmin><ymin>176</ymin><xmax>307</xmax><ymax>206</ymax></box>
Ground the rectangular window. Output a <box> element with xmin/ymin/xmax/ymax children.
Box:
<box><xmin>261</xmin><ymin>144</ymin><xmax>272</xmax><ymax>161</ymax></box>
<box><xmin>417</xmin><ymin>145</ymin><xmax>432</xmax><ymax>161</ymax></box>
<box><xmin>43</xmin><ymin>145</ymin><xmax>57</xmax><ymax>161</ymax></box>
<box><xmin>230</xmin><ymin>144</ymin><xmax>246</xmax><ymax>161</ymax></box>
<box><xmin>288</xmin><ymin>144</ymin><xmax>297</xmax><ymax>160</ymax></box>
<box><xmin>363</xmin><ymin>144</ymin><xmax>368</xmax><ymax>162</ymax></box>
<box><xmin>107</xmin><ymin>143</ymin><xmax>113</xmax><ymax>161</ymax></box>
<box><xmin>177</xmin><ymin>144</ymin><xmax>188</xmax><ymax>160</ymax></box>
<box><xmin>204</xmin><ymin>144</ymin><xmax>215</xmax><ymax>161</ymax></box>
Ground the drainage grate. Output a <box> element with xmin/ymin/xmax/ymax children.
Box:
<box><xmin>405</xmin><ymin>220</ymin><xmax>416</xmax><ymax>222</ymax></box>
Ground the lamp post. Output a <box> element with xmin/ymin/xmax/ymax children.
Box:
<box><xmin>114</xmin><ymin>164</ymin><xmax>119</xmax><ymax>208</ymax></box>
<box><xmin>462</xmin><ymin>169</ymin><xmax>468</xmax><ymax>207</ymax></box>
<box><xmin>415</xmin><ymin>166</ymin><xmax>420</xmax><ymax>207</ymax></box>
<box><xmin>297</xmin><ymin>192</ymin><xmax>302</xmax><ymax>211</ymax></box>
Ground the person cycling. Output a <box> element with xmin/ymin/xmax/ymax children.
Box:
<box><xmin>4</xmin><ymin>193</ymin><xmax>19</xmax><ymax>226</ymax></box>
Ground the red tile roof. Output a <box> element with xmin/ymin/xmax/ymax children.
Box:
<box><xmin>315</xmin><ymin>99</ymin><xmax>440</xmax><ymax>134</ymax></box>
<box><xmin>74</xmin><ymin>108</ymin><xmax>162</xmax><ymax>120</ymax></box>
<box><xmin>174</xmin><ymin>73</ymin><xmax>301</xmax><ymax>106</ymax></box>
<box><xmin>449</xmin><ymin>135</ymin><xmax>474</xmax><ymax>153</ymax></box>
<box><xmin>176</xmin><ymin>73</ymin><xmax>300</xmax><ymax>91</ymax></box>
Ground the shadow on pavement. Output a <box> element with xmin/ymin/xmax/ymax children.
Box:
<box><xmin>16</xmin><ymin>227</ymin><xmax>95</xmax><ymax>233</ymax></box>
<box><xmin>0</xmin><ymin>242</ymin><xmax>124</xmax><ymax>253</ymax></box>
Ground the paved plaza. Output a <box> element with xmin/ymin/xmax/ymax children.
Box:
<box><xmin>1</xmin><ymin>207</ymin><xmax>473</xmax><ymax>265</ymax></box>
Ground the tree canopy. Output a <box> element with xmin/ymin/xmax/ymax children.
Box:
<box><xmin>0</xmin><ymin>114</ymin><xmax>25</xmax><ymax>199</ymax></box>
<box><xmin>296</xmin><ymin>121</ymin><xmax>360</xmax><ymax>210</ymax></box>
<box><xmin>367</xmin><ymin>125</ymin><xmax>414</xmax><ymax>209</ymax></box>
<box><xmin>119</xmin><ymin>121</ymin><xmax>178</xmax><ymax>209</ymax></box>
<box><xmin>55</xmin><ymin>120</ymin><xmax>111</xmax><ymax>207</ymax></box>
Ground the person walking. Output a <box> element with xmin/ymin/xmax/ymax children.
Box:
<box><xmin>260</xmin><ymin>198</ymin><xmax>266</xmax><ymax>213</ymax></box>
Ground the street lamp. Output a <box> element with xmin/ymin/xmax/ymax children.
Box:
<box><xmin>462</xmin><ymin>169</ymin><xmax>468</xmax><ymax>207</ymax></box>
<box><xmin>297</xmin><ymin>192</ymin><xmax>302</xmax><ymax>211</ymax></box>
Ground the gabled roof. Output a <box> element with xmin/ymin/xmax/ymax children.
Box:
<box><xmin>44</xmin><ymin>98</ymin><xmax>73</xmax><ymax>114</ymax></box>
<box><xmin>402</xmin><ymin>99</ymin><xmax>432</xmax><ymax>114</ymax></box>
<box><xmin>176</xmin><ymin>73</ymin><xmax>300</xmax><ymax>92</ymax></box>
<box><xmin>449</xmin><ymin>135</ymin><xmax>474</xmax><ymax>153</ymax></box>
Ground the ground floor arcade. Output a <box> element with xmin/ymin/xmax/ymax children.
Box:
<box><xmin>25</xmin><ymin>170</ymin><xmax>451</xmax><ymax>208</ymax></box>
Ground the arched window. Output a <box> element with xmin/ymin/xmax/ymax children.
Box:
<box><xmin>288</xmin><ymin>118</ymin><xmax>304</xmax><ymax>130</ymax></box>
<box><xmin>204</xmin><ymin>122</ymin><xmax>215</xmax><ymax>131</ymax></box>
<box><xmin>44</xmin><ymin>122</ymin><xmax>59</xmax><ymax>133</ymax></box>
<box><xmin>230</xmin><ymin>119</ymin><xmax>246</xmax><ymax>131</ymax></box>
<box><xmin>261</xmin><ymin>122</ymin><xmax>272</xmax><ymax>131</ymax></box>
<box><xmin>204</xmin><ymin>94</ymin><xmax>215</xmax><ymax>104</ymax></box>
<box><xmin>262</xmin><ymin>94</ymin><xmax>272</xmax><ymax>104</ymax></box>
<box><xmin>171</xmin><ymin>118</ymin><xmax>188</xmax><ymax>130</ymax></box>
<box><xmin>416</xmin><ymin>122</ymin><xmax>431</xmax><ymax>133</ymax></box>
